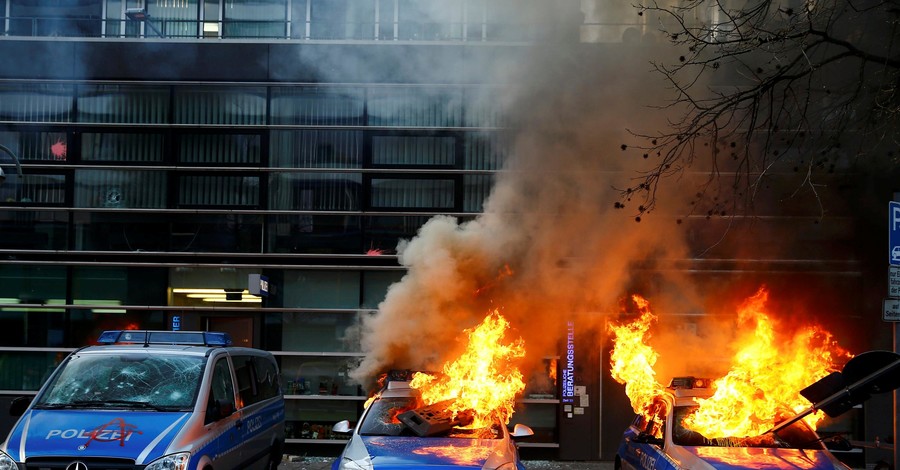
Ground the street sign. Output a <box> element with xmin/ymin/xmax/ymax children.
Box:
<box><xmin>885</xmin><ymin>299</ymin><xmax>900</xmax><ymax>322</ymax></box>
<box><xmin>891</xmin><ymin>267</ymin><xmax>900</xmax><ymax>298</ymax></box>
<box><xmin>891</xmin><ymin>201</ymin><xmax>900</xmax><ymax>266</ymax></box>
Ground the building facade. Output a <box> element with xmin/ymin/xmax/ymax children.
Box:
<box><xmin>0</xmin><ymin>0</ymin><xmax>889</xmax><ymax>463</ymax></box>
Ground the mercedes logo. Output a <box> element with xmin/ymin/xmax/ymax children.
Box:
<box><xmin>65</xmin><ymin>461</ymin><xmax>89</xmax><ymax>470</ymax></box>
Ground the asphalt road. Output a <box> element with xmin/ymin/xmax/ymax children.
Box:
<box><xmin>279</xmin><ymin>456</ymin><xmax>615</xmax><ymax>470</ymax></box>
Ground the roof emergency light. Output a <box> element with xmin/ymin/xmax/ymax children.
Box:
<box><xmin>97</xmin><ymin>330</ymin><xmax>232</xmax><ymax>347</ymax></box>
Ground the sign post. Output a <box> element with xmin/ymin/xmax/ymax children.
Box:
<box><xmin>890</xmin><ymin>199</ymin><xmax>900</xmax><ymax>470</ymax></box>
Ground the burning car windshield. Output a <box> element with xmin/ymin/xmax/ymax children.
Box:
<box><xmin>358</xmin><ymin>396</ymin><xmax>501</xmax><ymax>439</ymax></box>
<box><xmin>359</xmin><ymin>396</ymin><xmax>420</xmax><ymax>436</ymax></box>
<box><xmin>672</xmin><ymin>406</ymin><xmax>823</xmax><ymax>449</ymax></box>
<box><xmin>35</xmin><ymin>353</ymin><xmax>205</xmax><ymax>410</ymax></box>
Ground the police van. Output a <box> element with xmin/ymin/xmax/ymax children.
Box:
<box><xmin>0</xmin><ymin>330</ymin><xmax>285</xmax><ymax>470</ymax></box>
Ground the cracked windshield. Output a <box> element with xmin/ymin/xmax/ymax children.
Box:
<box><xmin>35</xmin><ymin>354</ymin><xmax>205</xmax><ymax>410</ymax></box>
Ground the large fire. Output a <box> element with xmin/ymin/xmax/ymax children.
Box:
<box><xmin>409</xmin><ymin>309</ymin><xmax>526</xmax><ymax>430</ymax></box>
<box><xmin>609</xmin><ymin>287</ymin><xmax>852</xmax><ymax>439</ymax></box>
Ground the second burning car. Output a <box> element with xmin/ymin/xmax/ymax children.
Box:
<box><xmin>616</xmin><ymin>377</ymin><xmax>852</xmax><ymax>470</ymax></box>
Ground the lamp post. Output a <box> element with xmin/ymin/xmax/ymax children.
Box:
<box><xmin>0</xmin><ymin>143</ymin><xmax>22</xmax><ymax>185</ymax></box>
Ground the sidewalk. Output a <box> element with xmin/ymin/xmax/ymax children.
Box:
<box><xmin>279</xmin><ymin>456</ymin><xmax>615</xmax><ymax>470</ymax></box>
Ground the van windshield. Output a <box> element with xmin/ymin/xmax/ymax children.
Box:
<box><xmin>35</xmin><ymin>353</ymin><xmax>206</xmax><ymax>410</ymax></box>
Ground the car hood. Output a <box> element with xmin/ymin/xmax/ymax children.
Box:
<box><xmin>674</xmin><ymin>445</ymin><xmax>846</xmax><ymax>470</ymax></box>
<box><xmin>355</xmin><ymin>435</ymin><xmax>510</xmax><ymax>469</ymax></box>
<box><xmin>3</xmin><ymin>409</ymin><xmax>190</xmax><ymax>463</ymax></box>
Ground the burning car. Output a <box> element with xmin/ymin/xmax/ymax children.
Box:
<box><xmin>615</xmin><ymin>377</ymin><xmax>852</xmax><ymax>470</ymax></box>
<box><xmin>330</xmin><ymin>377</ymin><xmax>534</xmax><ymax>470</ymax></box>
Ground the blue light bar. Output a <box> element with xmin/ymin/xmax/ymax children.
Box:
<box><xmin>96</xmin><ymin>330</ymin><xmax>232</xmax><ymax>347</ymax></box>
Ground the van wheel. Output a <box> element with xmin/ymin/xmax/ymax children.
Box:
<box><xmin>266</xmin><ymin>441</ymin><xmax>284</xmax><ymax>470</ymax></box>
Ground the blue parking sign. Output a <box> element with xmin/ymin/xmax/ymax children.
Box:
<box><xmin>891</xmin><ymin>201</ymin><xmax>900</xmax><ymax>266</ymax></box>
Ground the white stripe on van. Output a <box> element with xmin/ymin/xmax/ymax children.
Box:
<box><xmin>18</xmin><ymin>412</ymin><xmax>31</xmax><ymax>462</ymax></box>
<box><xmin>136</xmin><ymin>414</ymin><xmax>189</xmax><ymax>465</ymax></box>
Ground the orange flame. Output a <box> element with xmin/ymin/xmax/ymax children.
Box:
<box><xmin>684</xmin><ymin>288</ymin><xmax>850</xmax><ymax>436</ymax></box>
<box><xmin>609</xmin><ymin>287</ymin><xmax>851</xmax><ymax>439</ymax></box>
<box><xmin>608</xmin><ymin>295</ymin><xmax>664</xmax><ymax>417</ymax></box>
<box><xmin>410</xmin><ymin>309</ymin><xmax>526</xmax><ymax>429</ymax></box>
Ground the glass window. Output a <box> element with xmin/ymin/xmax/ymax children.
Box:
<box><xmin>0</xmin><ymin>264</ymin><xmax>66</xmax><ymax>304</ymax></box>
<box><xmin>81</xmin><ymin>132</ymin><xmax>165</xmax><ymax>163</ymax></box>
<box><xmin>361</xmin><ymin>270</ymin><xmax>403</xmax><ymax>308</ymax></box>
<box><xmin>463</xmin><ymin>174</ymin><xmax>492</xmax><ymax>212</ymax></box>
<box><xmin>9</xmin><ymin>0</ymin><xmax>103</xmax><ymax>37</ymax></box>
<box><xmin>310</xmin><ymin>0</ymin><xmax>375</xmax><ymax>39</ymax></box>
<box><xmin>178</xmin><ymin>133</ymin><xmax>261</xmax><ymax>165</ymax></box>
<box><xmin>0</xmin><ymin>265</ymin><xmax>67</xmax><ymax>349</ymax></box>
<box><xmin>178</xmin><ymin>174</ymin><xmax>260</xmax><ymax>208</ymax></box>
<box><xmin>74</xmin><ymin>169</ymin><xmax>167</xmax><ymax>208</ymax></box>
<box><xmin>208</xmin><ymin>357</ymin><xmax>236</xmax><ymax>421</ymax></box>
<box><xmin>369</xmin><ymin>178</ymin><xmax>455</xmax><ymax>209</ymax></box>
<box><xmin>0</xmin><ymin>209</ymin><xmax>68</xmax><ymax>249</ymax></box>
<box><xmin>367</xmin><ymin>87</ymin><xmax>463</xmax><ymax>127</ymax></box>
<box><xmin>372</xmin><ymin>135</ymin><xmax>456</xmax><ymax>166</ymax></box>
<box><xmin>464</xmin><ymin>0</ymin><xmax>485</xmax><ymax>41</ymax></box>
<box><xmin>74</xmin><ymin>212</ymin><xmax>263</xmax><ymax>253</ymax></box>
<box><xmin>223</xmin><ymin>0</ymin><xmax>287</xmax><ymax>38</ymax></box>
<box><xmin>463</xmin><ymin>88</ymin><xmax>506</xmax><ymax>127</ymax></box>
<box><xmin>279</xmin><ymin>355</ymin><xmax>360</xmax><ymax>394</ymax></box>
<box><xmin>398</xmin><ymin>0</ymin><xmax>462</xmax><ymax>40</ymax></box>
<box><xmin>280</xmin><ymin>312</ymin><xmax>361</xmax><ymax>352</ymax></box>
<box><xmin>463</xmin><ymin>132</ymin><xmax>508</xmax><ymax>169</ymax></box>
<box><xmin>0</xmin><ymin>173</ymin><xmax>67</xmax><ymax>206</ymax></box>
<box><xmin>269</xmin><ymin>173</ymin><xmax>361</xmax><ymax>210</ymax></box>
<box><xmin>0</xmin><ymin>131</ymin><xmax>69</xmax><ymax>162</ymax></box>
<box><xmin>77</xmin><ymin>84</ymin><xmax>170</xmax><ymax>124</ymax></box>
<box><xmin>283</xmin><ymin>398</ymin><xmax>359</xmax><ymax>439</ymax></box>
<box><xmin>148</xmin><ymin>0</ymin><xmax>200</xmax><ymax>38</ymax></box>
<box><xmin>173</xmin><ymin>86</ymin><xmax>266</xmax><ymax>125</ymax></box>
<box><xmin>268</xmin><ymin>213</ymin><xmax>362</xmax><ymax>254</ymax></box>
<box><xmin>0</xmin><ymin>83</ymin><xmax>73</xmax><ymax>122</ymax></box>
<box><xmin>271</xmin><ymin>88</ymin><xmax>365</xmax><ymax>126</ymax></box>
<box><xmin>271</xmin><ymin>130</ymin><xmax>363</xmax><ymax>168</ymax></box>
<box><xmin>364</xmin><ymin>214</ymin><xmax>432</xmax><ymax>251</ymax></box>
<box><xmin>282</xmin><ymin>270</ymin><xmax>360</xmax><ymax>309</ymax></box>
<box><xmin>0</xmin><ymin>351</ymin><xmax>67</xmax><ymax>391</ymax></box>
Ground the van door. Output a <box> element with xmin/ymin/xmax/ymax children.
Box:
<box><xmin>205</xmin><ymin>356</ymin><xmax>243</xmax><ymax>468</ymax></box>
<box><xmin>233</xmin><ymin>355</ymin><xmax>274</xmax><ymax>468</ymax></box>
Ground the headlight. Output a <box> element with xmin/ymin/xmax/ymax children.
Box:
<box><xmin>0</xmin><ymin>449</ymin><xmax>17</xmax><ymax>470</ymax></box>
<box><xmin>338</xmin><ymin>456</ymin><xmax>373</xmax><ymax>470</ymax></box>
<box><xmin>144</xmin><ymin>452</ymin><xmax>191</xmax><ymax>470</ymax></box>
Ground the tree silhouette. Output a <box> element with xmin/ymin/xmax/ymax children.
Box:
<box><xmin>621</xmin><ymin>0</ymin><xmax>900</xmax><ymax>219</ymax></box>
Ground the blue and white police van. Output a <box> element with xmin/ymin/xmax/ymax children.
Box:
<box><xmin>616</xmin><ymin>377</ymin><xmax>852</xmax><ymax>470</ymax></box>
<box><xmin>0</xmin><ymin>330</ymin><xmax>285</xmax><ymax>470</ymax></box>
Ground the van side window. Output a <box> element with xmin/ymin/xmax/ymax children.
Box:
<box><xmin>206</xmin><ymin>358</ymin><xmax>236</xmax><ymax>423</ymax></box>
<box><xmin>234</xmin><ymin>355</ymin><xmax>282</xmax><ymax>407</ymax></box>
<box><xmin>252</xmin><ymin>356</ymin><xmax>281</xmax><ymax>401</ymax></box>
<box><xmin>234</xmin><ymin>355</ymin><xmax>258</xmax><ymax>407</ymax></box>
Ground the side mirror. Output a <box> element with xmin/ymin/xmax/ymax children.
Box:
<box><xmin>9</xmin><ymin>396</ymin><xmax>31</xmax><ymax>417</ymax></box>
<box><xmin>332</xmin><ymin>420</ymin><xmax>353</xmax><ymax>434</ymax></box>
<box><xmin>511</xmin><ymin>423</ymin><xmax>534</xmax><ymax>439</ymax></box>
